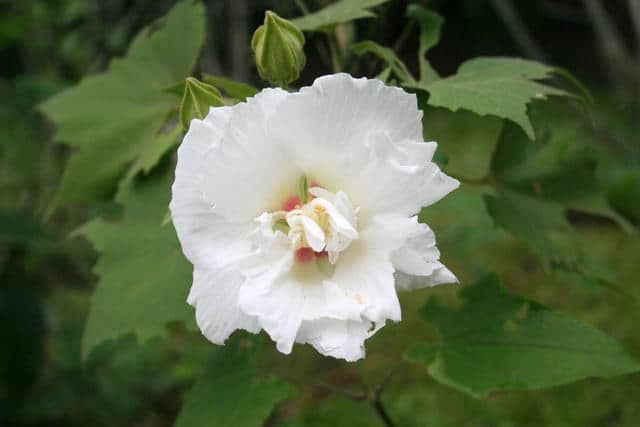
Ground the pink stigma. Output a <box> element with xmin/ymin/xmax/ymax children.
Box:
<box><xmin>282</xmin><ymin>195</ymin><xmax>301</xmax><ymax>211</ymax></box>
<box><xmin>295</xmin><ymin>247</ymin><xmax>315</xmax><ymax>263</ymax></box>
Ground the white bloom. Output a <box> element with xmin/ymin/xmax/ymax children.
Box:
<box><xmin>170</xmin><ymin>73</ymin><xmax>459</xmax><ymax>361</ymax></box>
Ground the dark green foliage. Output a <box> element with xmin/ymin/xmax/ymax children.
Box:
<box><xmin>40</xmin><ymin>0</ymin><xmax>206</xmax><ymax>210</ymax></box>
<box><xmin>175</xmin><ymin>339</ymin><xmax>294</xmax><ymax>427</ymax></box>
<box><xmin>4</xmin><ymin>1</ymin><xmax>640</xmax><ymax>426</ymax></box>
<box><xmin>77</xmin><ymin>165</ymin><xmax>195</xmax><ymax>360</ymax></box>
<box><xmin>406</xmin><ymin>275</ymin><xmax>639</xmax><ymax>397</ymax></box>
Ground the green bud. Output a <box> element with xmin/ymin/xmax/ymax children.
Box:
<box><xmin>179</xmin><ymin>77</ymin><xmax>224</xmax><ymax>130</ymax></box>
<box><xmin>252</xmin><ymin>11</ymin><xmax>306</xmax><ymax>88</ymax></box>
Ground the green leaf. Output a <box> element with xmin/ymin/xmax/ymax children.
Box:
<box><xmin>123</xmin><ymin>125</ymin><xmax>181</xmax><ymax>183</ymax></box>
<box><xmin>175</xmin><ymin>342</ymin><xmax>294</xmax><ymax>427</ymax></box>
<box><xmin>484</xmin><ymin>189</ymin><xmax>615</xmax><ymax>284</ymax></box>
<box><xmin>608</xmin><ymin>170</ymin><xmax>640</xmax><ymax>226</ymax></box>
<box><xmin>423</xmin><ymin>107</ymin><xmax>503</xmax><ymax>181</ymax></box>
<box><xmin>202</xmin><ymin>74</ymin><xmax>259</xmax><ymax>101</ymax></box>
<box><xmin>375</xmin><ymin>67</ymin><xmax>392</xmax><ymax>82</ymax></box>
<box><xmin>412</xmin><ymin>57</ymin><xmax>569</xmax><ymax>139</ymax></box>
<box><xmin>491</xmin><ymin>113</ymin><xmax>635</xmax><ymax>233</ymax></box>
<box><xmin>292</xmin><ymin>0</ymin><xmax>391</xmax><ymax>32</ymax></box>
<box><xmin>419</xmin><ymin>185</ymin><xmax>511</xmax><ymax>283</ymax></box>
<box><xmin>179</xmin><ymin>77</ymin><xmax>224</xmax><ymax>130</ymax></box>
<box><xmin>406</xmin><ymin>274</ymin><xmax>639</xmax><ymax>398</ymax></box>
<box><xmin>40</xmin><ymin>0</ymin><xmax>206</xmax><ymax>210</ymax></box>
<box><xmin>406</xmin><ymin>4</ymin><xmax>443</xmax><ymax>84</ymax></box>
<box><xmin>351</xmin><ymin>40</ymin><xmax>414</xmax><ymax>84</ymax></box>
<box><xmin>162</xmin><ymin>80</ymin><xmax>188</xmax><ymax>96</ymax></box>
<box><xmin>77</xmin><ymin>166</ymin><xmax>194</xmax><ymax>360</ymax></box>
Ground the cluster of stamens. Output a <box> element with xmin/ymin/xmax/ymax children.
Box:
<box><xmin>272</xmin><ymin>179</ymin><xmax>359</xmax><ymax>264</ymax></box>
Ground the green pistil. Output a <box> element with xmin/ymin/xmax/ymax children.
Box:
<box><xmin>299</xmin><ymin>174</ymin><xmax>309</xmax><ymax>204</ymax></box>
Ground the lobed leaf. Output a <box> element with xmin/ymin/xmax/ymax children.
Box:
<box><xmin>413</xmin><ymin>57</ymin><xmax>569</xmax><ymax>139</ymax></box>
<box><xmin>77</xmin><ymin>166</ymin><xmax>194</xmax><ymax>360</ymax></box>
<box><xmin>491</xmin><ymin>108</ymin><xmax>635</xmax><ymax>233</ymax></box>
<box><xmin>292</xmin><ymin>0</ymin><xmax>391</xmax><ymax>32</ymax></box>
<box><xmin>423</xmin><ymin>107</ymin><xmax>503</xmax><ymax>181</ymax></box>
<box><xmin>40</xmin><ymin>0</ymin><xmax>206</xmax><ymax>210</ymax></box>
<box><xmin>406</xmin><ymin>274</ymin><xmax>639</xmax><ymax>398</ymax></box>
<box><xmin>123</xmin><ymin>125</ymin><xmax>182</xmax><ymax>183</ymax></box>
<box><xmin>174</xmin><ymin>342</ymin><xmax>294</xmax><ymax>427</ymax></box>
<box><xmin>485</xmin><ymin>189</ymin><xmax>617</xmax><ymax>286</ymax></box>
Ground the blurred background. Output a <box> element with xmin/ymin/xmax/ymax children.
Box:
<box><xmin>1</xmin><ymin>0</ymin><xmax>639</xmax><ymax>426</ymax></box>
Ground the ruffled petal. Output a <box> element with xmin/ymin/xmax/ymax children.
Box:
<box><xmin>171</xmin><ymin>74</ymin><xmax>459</xmax><ymax>362</ymax></box>
<box><xmin>352</xmin><ymin>134</ymin><xmax>459</xmax><ymax>218</ymax></box>
<box><xmin>188</xmin><ymin>267</ymin><xmax>260</xmax><ymax>344</ymax></box>
<box><xmin>329</xmin><ymin>214</ymin><xmax>419</xmax><ymax>324</ymax></box>
<box><xmin>391</xmin><ymin>220</ymin><xmax>458</xmax><ymax>291</ymax></box>
<box><xmin>201</xmin><ymin>88</ymin><xmax>301</xmax><ymax>222</ymax></box>
<box><xmin>297</xmin><ymin>318</ymin><xmax>381</xmax><ymax>362</ymax></box>
<box><xmin>171</xmin><ymin>107</ymin><xmax>255</xmax><ymax>269</ymax></box>
<box><xmin>269</xmin><ymin>73</ymin><xmax>424</xmax><ymax>196</ymax></box>
<box><xmin>394</xmin><ymin>267</ymin><xmax>457</xmax><ymax>291</ymax></box>
<box><xmin>237</xmin><ymin>221</ymin><xmax>363</xmax><ymax>354</ymax></box>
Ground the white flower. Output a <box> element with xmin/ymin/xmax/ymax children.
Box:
<box><xmin>170</xmin><ymin>73</ymin><xmax>459</xmax><ymax>361</ymax></box>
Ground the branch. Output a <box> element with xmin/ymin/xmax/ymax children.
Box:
<box><xmin>539</xmin><ymin>0</ymin><xmax>587</xmax><ymax>23</ymax></box>
<box><xmin>582</xmin><ymin>0</ymin><xmax>634</xmax><ymax>87</ymax></box>
<box><xmin>488</xmin><ymin>0</ymin><xmax>550</xmax><ymax>62</ymax></box>
<box><xmin>628</xmin><ymin>0</ymin><xmax>640</xmax><ymax>55</ymax></box>
<box><xmin>368</xmin><ymin>365</ymin><xmax>403</xmax><ymax>427</ymax></box>
<box><xmin>278</xmin><ymin>373</ymin><xmax>366</xmax><ymax>401</ymax></box>
<box><xmin>371</xmin><ymin>397</ymin><xmax>396</xmax><ymax>427</ymax></box>
<box><xmin>374</xmin><ymin>363</ymin><xmax>403</xmax><ymax>396</ymax></box>
<box><xmin>294</xmin><ymin>0</ymin><xmax>310</xmax><ymax>15</ymax></box>
<box><xmin>228</xmin><ymin>0</ymin><xmax>250</xmax><ymax>81</ymax></box>
<box><xmin>277</xmin><ymin>364</ymin><xmax>403</xmax><ymax>427</ymax></box>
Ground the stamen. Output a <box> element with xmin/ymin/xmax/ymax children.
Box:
<box><xmin>279</xmin><ymin>184</ymin><xmax>358</xmax><ymax>266</ymax></box>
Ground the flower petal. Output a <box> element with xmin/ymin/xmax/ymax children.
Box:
<box><xmin>297</xmin><ymin>215</ymin><xmax>326</xmax><ymax>251</ymax></box>
<box><xmin>391</xmin><ymin>220</ymin><xmax>458</xmax><ymax>291</ymax></box>
<box><xmin>269</xmin><ymin>73</ymin><xmax>423</xmax><ymax>194</ymax></box>
<box><xmin>330</xmin><ymin>215</ymin><xmax>418</xmax><ymax>324</ymax></box>
<box><xmin>201</xmin><ymin>88</ymin><xmax>300</xmax><ymax>222</ymax></box>
<box><xmin>238</xmin><ymin>226</ymin><xmax>363</xmax><ymax>354</ymax></box>
<box><xmin>354</xmin><ymin>134</ymin><xmax>460</xmax><ymax>217</ymax></box>
<box><xmin>188</xmin><ymin>267</ymin><xmax>260</xmax><ymax>344</ymax></box>
<box><xmin>312</xmin><ymin>197</ymin><xmax>358</xmax><ymax>239</ymax></box>
<box><xmin>171</xmin><ymin>106</ymin><xmax>255</xmax><ymax>269</ymax></box>
<box><xmin>297</xmin><ymin>318</ymin><xmax>380</xmax><ymax>362</ymax></box>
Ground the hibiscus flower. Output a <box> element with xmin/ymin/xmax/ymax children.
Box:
<box><xmin>170</xmin><ymin>73</ymin><xmax>459</xmax><ymax>361</ymax></box>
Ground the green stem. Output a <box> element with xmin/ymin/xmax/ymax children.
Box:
<box><xmin>294</xmin><ymin>0</ymin><xmax>332</xmax><ymax>68</ymax></box>
<box><xmin>278</xmin><ymin>374</ymin><xmax>366</xmax><ymax>401</ymax></box>
<box><xmin>276</xmin><ymin>364</ymin><xmax>400</xmax><ymax>427</ymax></box>
<box><xmin>371</xmin><ymin>397</ymin><xmax>396</xmax><ymax>427</ymax></box>
<box><xmin>392</xmin><ymin>21</ymin><xmax>416</xmax><ymax>53</ymax></box>
<box><xmin>294</xmin><ymin>0</ymin><xmax>310</xmax><ymax>14</ymax></box>
<box><xmin>327</xmin><ymin>32</ymin><xmax>343</xmax><ymax>73</ymax></box>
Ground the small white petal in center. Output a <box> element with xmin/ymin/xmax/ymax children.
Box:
<box><xmin>282</xmin><ymin>188</ymin><xmax>359</xmax><ymax>264</ymax></box>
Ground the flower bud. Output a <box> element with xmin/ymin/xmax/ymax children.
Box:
<box><xmin>180</xmin><ymin>77</ymin><xmax>224</xmax><ymax>130</ymax></box>
<box><xmin>251</xmin><ymin>11</ymin><xmax>306</xmax><ymax>87</ymax></box>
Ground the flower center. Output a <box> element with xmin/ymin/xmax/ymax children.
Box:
<box><xmin>274</xmin><ymin>185</ymin><xmax>359</xmax><ymax>265</ymax></box>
